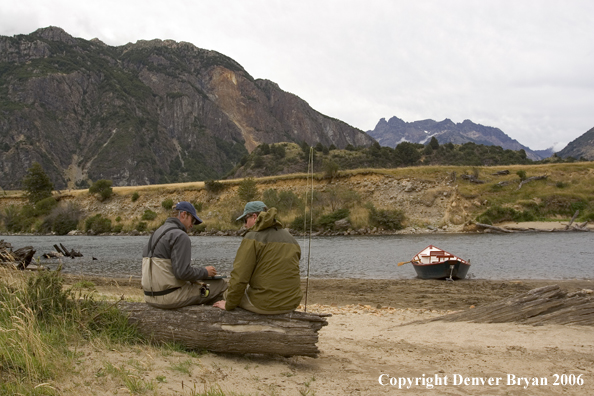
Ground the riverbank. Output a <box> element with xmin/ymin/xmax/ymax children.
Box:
<box><xmin>53</xmin><ymin>276</ymin><xmax>594</xmax><ymax>395</ymax></box>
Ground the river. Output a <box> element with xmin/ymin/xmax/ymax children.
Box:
<box><xmin>1</xmin><ymin>233</ymin><xmax>593</xmax><ymax>280</ymax></box>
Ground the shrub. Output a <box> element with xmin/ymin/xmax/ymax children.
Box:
<box><xmin>291</xmin><ymin>214</ymin><xmax>312</xmax><ymax>232</ymax></box>
<box><xmin>22</xmin><ymin>162</ymin><xmax>54</xmax><ymax>203</ymax></box>
<box><xmin>205</xmin><ymin>179</ymin><xmax>225</xmax><ymax>194</ymax></box>
<box><xmin>112</xmin><ymin>224</ymin><xmax>123</xmax><ymax>233</ymax></box>
<box><xmin>317</xmin><ymin>208</ymin><xmax>350</xmax><ymax>230</ymax></box>
<box><xmin>278</xmin><ymin>190</ymin><xmax>302</xmax><ymax>212</ymax></box>
<box><xmin>35</xmin><ymin>197</ymin><xmax>58</xmax><ymax>216</ymax></box>
<box><xmin>263</xmin><ymin>189</ymin><xmax>281</xmax><ymax>208</ymax></box>
<box><xmin>136</xmin><ymin>222</ymin><xmax>148</xmax><ymax>232</ymax></box>
<box><xmin>368</xmin><ymin>204</ymin><xmax>405</xmax><ymax>230</ymax></box>
<box><xmin>516</xmin><ymin>170</ymin><xmax>527</xmax><ymax>181</ymax></box>
<box><xmin>131</xmin><ymin>192</ymin><xmax>140</xmax><ymax>202</ymax></box>
<box><xmin>52</xmin><ymin>212</ymin><xmax>79</xmax><ymax>235</ymax></box>
<box><xmin>237</xmin><ymin>178</ymin><xmax>259</xmax><ymax>202</ymax></box>
<box><xmin>475</xmin><ymin>205</ymin><xmax>535</xmax><ymax>224</ymax></box>
<box><xmin>323</xmin><ymin>159</ymin><xmax>339</xmax><ymax>179</ymax></box>
<box><xmin>161</xmin><ymin>198</ymin><xmax>174</xmax><ymax>210</ymax></box>
<box><xmin>142</xmin><ymin>209</ymin><xmax>157</xmax><ymax>221</ymax></box>
<box><xmin>85</xmin><ymin>214</ymin><xmax>112</xmax><ymax>234</ymax></box>
<box><xmin>89</xmin><ymin>179</ymin><xmax>113</xmax><ymax>201</ymax></box>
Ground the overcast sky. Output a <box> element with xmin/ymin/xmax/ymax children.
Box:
<box><xmin>1</xmin><ymin>0</ymin><xmax>593</xmax><ymax>151</ymax></box>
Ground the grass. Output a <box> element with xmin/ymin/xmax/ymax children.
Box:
<box><xmin>2</xmin><ymin>162</ymin><xmax>594</xmax><ymax>233</ymax></box>
<box><xmin>0</xmin><ymin>267</ymin><xmax>144</xmax><ymax>395</ymax></box>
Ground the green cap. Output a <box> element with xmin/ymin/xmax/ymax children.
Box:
<box><xmin>236</xmin><ymin>201</ymin><xmax>268</xmax><ymax>221</ymax></box>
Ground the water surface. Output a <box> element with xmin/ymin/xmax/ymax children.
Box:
<box><xmin>2</xmin><ymin>233</ymin><xmax>593</xmax><ymax>280</ymax></box>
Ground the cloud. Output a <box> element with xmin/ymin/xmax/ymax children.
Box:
<box><xmin>1</xmin><ymin>0</ymin><xmax>593</xmax><ymax>151</ymax></box>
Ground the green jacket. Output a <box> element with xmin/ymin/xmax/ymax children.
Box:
<box><xmin>225</xmin><ymin>208</ymin><xmax>302</xmax><ymax>311</ymax></box>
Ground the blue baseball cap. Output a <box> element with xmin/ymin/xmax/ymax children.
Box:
<box><xmin>175</xmin><ymin>201</ymin><xmax>202</xmax><ymax>224</ymax></box>
<box><xmin>236</xmin><ymin>201</ymin><xmax>268</xmax><ymax>221</ymax></box>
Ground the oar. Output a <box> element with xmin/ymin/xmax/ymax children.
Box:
<box><xmin>397</xmin><ymin>261</ymin><xmax>411</xmax><ymax>266</ymax></box>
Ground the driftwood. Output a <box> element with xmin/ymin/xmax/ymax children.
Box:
<box><xmin>517</xmin><ymin>175</ymin><xmax>548</xmax><ymax>190</ymax></box>
<box><xmin>492</xmin><ymin>170</ymin><xmax>510</xmax><ymax>175</ymax></box>
<box><xmin>460</xmin><ymin>174</ymin><xmax>485</xmax><ymax>184</ymax></box>
<box><xmin>475</xmin><ymin>222</ymin><xmax>590</xmax><ymax>233</ymax></box>
<box><xmin>119</xmin><ymin>302</ymin><xmax>330</xmax><ymax>357</ymax></box>
<box><xmin>565</xmin><ymin>210</ymin><xmax>579</xmax><ymax>230</ymax></box>
<box><xmin>54</xmin><ymin>243</ymin><xmax>83</xmax><ymax>258</ymax></box>
<box><xmin>0</xmin><ymin>240</ymin><xmax>36</xmax><ymax>270</ymax></box>
<box><xmin>422</xmin><ymin>285</ymin><xmax>594</xmax><ymax>326</ymax></box>
<box><xmin>474</xmin><ymin>222</ymin><xmax>514</xmax><ymax>233</ymax></box>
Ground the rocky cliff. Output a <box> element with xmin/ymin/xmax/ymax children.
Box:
<box><xmin>557</xmin><ymin>126</ymin><xmax>594</xmax><ymax>160</ymax></box>
<box><xmin>0</xmin><ymin>27</ymin><xmax>374</xmax><ymax>190</ymax></box>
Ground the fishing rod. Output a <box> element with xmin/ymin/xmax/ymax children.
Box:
<box><xmin>303</xmin><ymin>146</ymin><xmax>314</xmax><ymax>312</ymax></box>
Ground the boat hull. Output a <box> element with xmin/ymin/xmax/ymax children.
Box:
<box><xmin>412</xmin><ymin>260</ymin><xmax>470</xmax><ymax>280</ymax></box>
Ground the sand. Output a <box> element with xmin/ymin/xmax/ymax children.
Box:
<box><xmin>60</xmin><ymin>277</ymin><xmax>594</xmax><ymax>395</ymax></box>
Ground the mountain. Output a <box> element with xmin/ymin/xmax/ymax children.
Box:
<box><xmin>556</xmin><ymin>126</ymin><xmax>594</xmax><ymax>160</ymax></box>
<box><xmin>0</xmin><ymin>27</ymin><xmax>374</xmax><ymax>189</ymax></box>
<box><xmin>367</xmin><ymin>116</ymin><xmax>547</xmax><ymax>160</ymax></box>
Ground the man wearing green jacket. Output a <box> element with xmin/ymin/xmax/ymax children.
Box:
<box><xmin>213</xmin><ymin>201</ymin><xmax>302</xmax><ymax>314</ymax></box>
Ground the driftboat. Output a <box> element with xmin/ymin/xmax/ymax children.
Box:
<box><xmin>401</xmin><ymin>245</ymin><xmax>470</xmax><ymax>280</ymax></box>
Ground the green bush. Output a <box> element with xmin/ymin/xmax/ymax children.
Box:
<box><xmin>52</xmin><ymin>212</ymin><xmax>79</xmax><ymax>235</ymax></box>
<box><xmin>368</xmin><ymin>204</ymin><xmax>405</xmax><ymax>230</ymax></box>
<box><xmin>161</xmin><ymin>198</ymin><xmax>174</xmax><ymax>210</ymax></box>
<box><xmin>89</xmin><ymin>179</ymin><xmax>113</xmax><ymax>201</ymax></box>
<box><xmin>317</xmin><ymin>208</ymin><xmax>350</xmax><ymax>230</ymax></box>
<box><xmin>85</xmin><ymin>214</ymin><xmax>112</xmax><ymax>234</ymax></box>
<box><xmin>323</xmin><ymin>159</ymin><xmax>340</xmax><ymax>179</ymax></box>
<box><xmin>516</xmin><ymin>170</ymin><xmax>527</xmax><ymax>181</ymax></box>
<box><xmin>112</xmin><ymin>224</ymin><xmax>124</xmax><ymax>233</ymax></box>
<box><xmin>142</xmin><ymin>209</ymin><xmax>157</xmax><ymax>221</ymax></box>
<box><xmin>476</xmin><ymin>205</ymin><xmax>536</xmax><ymax>224</ymax></box>
<box><xmin>35</xmin><ymin>197</ymin><xmax>58</xmax><ymax>216</ymax></box>
<box><xmin>237</xmin><ymin>178</ymin><xmax>259</xmax><ymax>202</ymax></box>
<box><xmin>205</xmin><ymin>179</ymin><xmax>225</xmax><ymax>194</ymax></box>
<box><xmin>136</xmin><ymin>221</ymin><xmax>148</xmax><ymax>232</ymax></box>
<box><xmin>22</xmin><ymin>162</ymin><xmax>54</xmax><ymax>203</ymax></box>
<box><xmin>290</xmin><ymin>214</ymin><xmax>312</xmax><ymax>232</ymax></box>
<box><xmin>131</xmin><ymin>191</ymin><xmax>140</xmax><ymax>202</ymax></box>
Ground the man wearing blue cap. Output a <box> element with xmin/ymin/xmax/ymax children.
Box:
<box><xmin>213</xmin><ymin>201</ymin><xmax>302</xmax><ymax>314</ymax></box>
<box><xmin>142</xmin><ymin>201</ymin><xmax>227</xmax><ymax>309</ymax></box>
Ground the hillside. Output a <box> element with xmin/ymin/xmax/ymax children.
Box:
<box><xmin>2</xmin><ymin>163</ymin><xmax>593</xmax><ymax>236</ymax></box>
<box><xmin>557</xmin><ymin>126</ymin><xmax>594</xmax><ymax>160</ymax></box>
<box><xmin>0</xmin><ymin>27</ymin><xmax>373</xmax><ymax>190</ymax></box>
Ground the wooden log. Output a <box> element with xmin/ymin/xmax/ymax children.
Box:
<box><xmin>119</xmin><ymin>302</ymin><xmax>330</xmax><ymax>357</ymax></box>
<box><xmin>12</xmin><ymin>246</ymin><xmax>36</xmax><ymax>269</ymax></box>
<box><xmin>420</xmin><ymin>285</ymin><xmax>594</xmax><ymax>326</ymax></box>
<box><xmin>565</xmin><ymin>210</ymin><xmax>579</xmax><ymax>230</ymax></box>
<box><xmin>475</xmin><ymin>222</ymin><xmax>514</xmax><ymax>233</ymax></box>
<box><xmin>517</xmin><ymin>175</ymin><xmax>547</xmax><ymax>190</ymax></box>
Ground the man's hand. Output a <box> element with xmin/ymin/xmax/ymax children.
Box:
<box><xmin>205</xmin><ymin>266</ymin><xmax>217</xmax><ymax>277</ymax></box>
<box><xmin>213</xmin><ymin>300</ymin><xmax>226</xmax><ymax>309</ymax></box>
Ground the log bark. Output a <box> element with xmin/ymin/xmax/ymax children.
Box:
<box><xmin>419</xmin><ymin>285</ymin><xmax>594</xmax><ymax>326</ymax></box>
<box><xmin>119</xmin><ymin>302</ymin><xmax>330</xmax><ymax>357</ymax></box>
<box><xmin>475</xmin><ymin>222</ymin><xmax>514</xmax><ymax>233</ymax></box>
<box><xmin>517</xmin><ymin>175</ymin><xmax>547</xmax><ymax>190</ymax></box>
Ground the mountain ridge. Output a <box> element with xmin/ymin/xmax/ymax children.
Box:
<box><xmin>0</xmin><ymin>26</ymin><xmax>374</xmax><ymax>190</ymax></box>
<box><xmin>367</xmin><ymin>116</ymin><xmax>553</xmax><ymax>160</ymax></box>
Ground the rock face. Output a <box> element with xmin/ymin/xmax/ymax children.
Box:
<box><xmin>367</xmin><ymin>116</ymin><xmax>546</xmax><ymax>160</ymax></box>
<box><xmin>0</xmin><ymin>27</ymin><xmax>374</xmax><ymax>189</ymax></box>
<box><xmin>557</xmin><ymin>126</ymin><xmax>594</xmax><ymax>160</ymax></box>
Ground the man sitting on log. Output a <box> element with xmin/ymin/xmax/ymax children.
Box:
<box><xmin>214</xmin><ymin>201</ymin><xmax>302</xmax><ymax>314</ymax></box>
<box><xmin>142</xmin><ymin>201</ymin><xmax>227</xmax><ymax>309</ymax></box>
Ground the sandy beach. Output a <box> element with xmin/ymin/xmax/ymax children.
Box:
<box><xmin>55</xmin><ymin>277</ymin><xmax>594</xmax><ymax>395</ymax></box>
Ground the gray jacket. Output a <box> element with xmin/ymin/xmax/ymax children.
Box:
<box><xmin>141</xmin><ymin>217</ymin><xmax>207</xmax><ymax>286</ymax></box>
